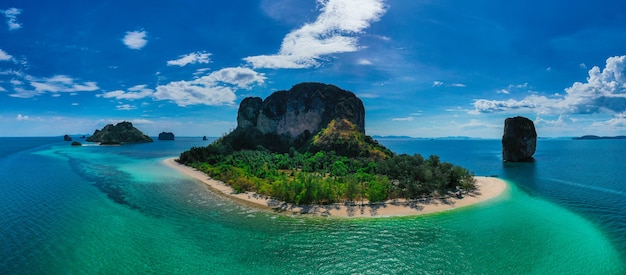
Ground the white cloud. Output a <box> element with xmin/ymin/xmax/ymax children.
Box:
<box><xmin>244</xmin><ymin>0</ymin><xmax>386</xmax><ymax>69</ymax></box>
<box><xmin>16</xmin><ymin>114</ymin><xmax>29</xmax><ymax>121</ymax></box>
<box><xmin>1</xmin><ymin>8</ymin><xmax>22</xmax><ymax>31</ymax></box>
<box><xmin>472</xmin><ymin>55</ymin><xmax>626</xmax><ymax>116</ymax></box>
<box><xmin>27</xmin><ymin>75</ymin><xmax>99</xmax><ymax>94</ymax></box>
<box><xmin>357</xmin><ymin>58</ymin><xmax>372</xmax><ymax>65</ymax></box>
<box><xmin>95</xmin><ymin>67</ymin><xmax>265</xmax><ymax>107</ymax></box>
<box><xmin>115</xmin><ymin>104</ymin><xmax>137</xmax><ymax>111</ymax></box>
<box><xmin>97</xmin><ymin>85</ymin><xmax>154</xmax><ymax>100</ymax></box>
<box><xmin>123</xmin><ymin>30</ymin><xmax>148</xmax><ymax>50</ymax></box>
<box><xmin>593</xmin><ymin>112</ymin><xmax>626</xmax><ymax>127</ymax></box>
<box><xmin>6</xmin><ymin>75</ymin><xmax>98</xmax><ymax>98</ymax></box>
<box><xmin>167</xmin><ymin>52</ymin><xmax>211</xmax><ymax>67</ymax></box>
<box><xmin>433</xmin><ymin>81</ymin><xmax>466</xmax><ymax>88</ymax></box>
<box><xmin>72</xmin><ymin>103</ymin><xmax>79</xmax><ymax>106</ymax></box>
<box><xmin>391</xmin><ymin>116</ymin><xmax>414</xmax><ymax>122</ymax></box>
<box><xmin>0</xmin><ymin>49</ymin><xmax>13</xmax><ymax>61</ymax></box>
<box><xmin>153</xmin><ymin>67</ymin><xmax>266</xmax><ymax>106</ymax></box>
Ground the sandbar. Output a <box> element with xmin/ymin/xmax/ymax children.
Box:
<box><xmin>163</xmin><ymin>157</ymin><xmax>507</xmax><ymax>218</ymax></box>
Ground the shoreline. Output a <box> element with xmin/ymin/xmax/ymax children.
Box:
<box><xmin>163</xmin><ymin>157</ymin><xmax>507</xmax><ymax>218</ymax></box>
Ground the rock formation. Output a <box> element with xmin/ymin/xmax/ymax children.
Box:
<box><xmin>158</xmin><ymin>132</ymin><xmax>175</xmax><ymax>140</ymax></box>
<box><xmin>502</xmin><ymin>116</ymin><xmax>537</xmax><ymax>162</ymax></box>
<box><xmin>220</xmin><ymin>82</ymin><xmax>389</xmax><ymax>158</ymax></box>
<box><xmin>63</xmin><ymin>135</ymin><xmax>72</xmax><ymax>141</ymax></box>
<box><xmin>71</xmin><ymin>141</ymin><xmax>82</xmax><ymax>146</ymax></box>
<box><xmin>86</xmin><ymin>121</ymin><xmax>153</xmax><ymax>145</ymax></box>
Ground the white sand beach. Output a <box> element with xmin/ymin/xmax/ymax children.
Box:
<box><xmin>163</xmin><ymin>157</ymin><xmax>507</xmax><ymax>218</ymax></box>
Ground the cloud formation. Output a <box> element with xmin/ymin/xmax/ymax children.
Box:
<box><xmin>7</xmin><ymin>74</ymin><xmax>99</xmax><ymax>98</ymax></box>
<box><xmin>99</xmin><ymin>67</ymin><xmax>266</xmax><ymax>107</ymax></box>
<box><xmin>391</xmin><ymin>116</ymin><xmax>413</xmax><ymax>122</ymax></box>
<box><xmin>0</xmin><ymin>49</ymin><xmax>13</xmax><ymax>61</ymax></box>
<box><xmin>16</xmin><ymin>114</ymin><xmax>29</xmax><ymax>121</ymax></box>
<box><xmin>167</xmin><ymin>52</ymin><xmax>211</xmax><ymax>67</ymax></box>
<box><xmin>154</xmin><ymin>67</ymin><xmax>265</xmax><ymax>106</ymax></box>
<box><xmin>1</xmin><ymin>8</ymin><xmax>22</xmax><ymax>30</ymax></box>
<box><xmin>244</xmin><ymin>0</ymin><xmax>386</xmax><ymax>69</ymax></box>
<box><xmin>472</xmin><ymin>55</ymin><xmax>626</xmax><ymax>117</ymax></box>
<box><xmin>97</xmin><ymin>85</ymin><xmax>153</xmax><ymax>100</ymax></box>
<box><xmin>123</xmin><ymin>30</ymin><xmax>148</xmax><ymax>50</ymax></box>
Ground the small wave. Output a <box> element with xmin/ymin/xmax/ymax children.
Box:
<box><xmin>544</xmin><ymin>178</ymin><xmax>626</xmax><ymax>198</ymax></box>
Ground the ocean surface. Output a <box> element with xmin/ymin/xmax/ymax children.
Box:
<box><xmin>1</xmin><ymin>137</ymin><xmax>625</xmax><ymax>274</ymax></box>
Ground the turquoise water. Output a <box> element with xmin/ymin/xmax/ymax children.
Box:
<box><xmin>1</xmin><ymin>137</ymin><xmax>624</xmax><ymax>273</ymax></box>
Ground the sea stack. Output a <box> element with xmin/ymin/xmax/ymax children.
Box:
<box><xmin>158</xmin><ymin>132</ymin><xmax>175</xmax><ymax>140</ymax></box>
<box><xmin>502</xmin><ymin>116</ymin><xmax>537</xmax><ymax>162</ymax></box>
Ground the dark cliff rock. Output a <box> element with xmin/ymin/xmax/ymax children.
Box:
<box><xmin>86</xmin><ymin>121</ymin><xmax>153</xmax><ymax>144</ymax></box>
<box><xmin>63</xmin><ymin>135</ymin><xmax>72</xmax><ymax>141</ymax></box>
<box><xmin>219</xmin><ymin>82</ymin><xmax>388</xmax><ymax>158</ymax></box>
<box><xmin>502</xmin><ymin>116</ymin><xmax>537</xmax><ymax>162</ymax></box>
<box><xmin>158</xmin><ymin>132</ymin><xmax>175</xmax><ymax>140</ymax></box>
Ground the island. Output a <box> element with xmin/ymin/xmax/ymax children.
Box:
<box><xmin>158</xmin><ymin>132</ymin><xmax>175</xmax><ymax>140</ymax></box>
<box><xmin>86</xmin><ymin>121</ymin><xmax>153</xmax><ymax>145</ymax></box>
<box><xmin>573</xmin><ymin>135</ymin><xmax>626</xmax><ymax>140</ymax></box>
<box><xmin>172</xmin><ymin>82</ymin><xmax>506</xmax><ymax>217</ymax></box>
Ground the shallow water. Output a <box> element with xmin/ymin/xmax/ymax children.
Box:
<box><xmin>0</xmin><ymin>137</ymin><xmax>624</xmax><ymax>273</ymax></box>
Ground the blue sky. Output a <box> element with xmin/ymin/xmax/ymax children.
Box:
<box><xmin>2</xmin><ymin>0</ymin><xmax>626</xmax><ymax>138</ymax></box>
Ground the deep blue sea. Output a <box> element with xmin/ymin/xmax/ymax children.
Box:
<box><xmin>1</xmin><ymin>137</ymin><xmax>625</xmax><ymax>274</ymax></box>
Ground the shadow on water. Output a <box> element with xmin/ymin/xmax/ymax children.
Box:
<box><xmin>501</xmin><ymin>160</ymin><xmax>538</xmax><ymax>196</ymax></box>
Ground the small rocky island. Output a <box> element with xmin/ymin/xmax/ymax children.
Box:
<box><xmin>86</xmin><ymin>121</ymin><xmax>153</xmax><ymax>145</ymax></box>
<box><xmin>158</xmin><ymin>132</ymin><xmax>175</xmax><ymax>140</ymax></box>
<box><xmin>177</xmin><ymin>82</ymin><xmax>478</xmax><ymax>208</ymax></box>
<box><xmin>502</xmin><ymin>116</ymin><xmax>537</xmax><ymax>162</ymax></box>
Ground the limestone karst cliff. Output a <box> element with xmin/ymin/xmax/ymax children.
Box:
<box><xmin>219</xmin><ymin>82</ymin><xmax>389</xmax><ymax>158</ymax></box>
<box><xmin>502</xmin><ymin>116</ymin><xmax>537</xmax><ymax>162</ymax></box>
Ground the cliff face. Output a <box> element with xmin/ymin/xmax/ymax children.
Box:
<box><xmin>223</xmin><ymin>82</ymin><xmax>378</xmax><ymax>155</ymax></box>
<box><xmin>238</xmin><ymin>82</ymin><xmax>365</xmax><ymax>136</ymax></box>
<box><xmin>86</xmin><ymin>121</ymin><xmax>153</xmax><ymax>144</ymax></box>
<box><xmin>502</xmin><ymin>116</ymin><xmax>537</xmax><ymax>162</ymax></box>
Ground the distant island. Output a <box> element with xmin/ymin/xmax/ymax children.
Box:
<box><xmin>158</xmin><ymin>132</ymin><xmax>175</xmax><ymax>140</ymax></box>
<box><xmin>573</xmin><ymin>135</ymin><xmax>626</xmax><ymax>140</ymax></box>
<box><xmin>86</xmin><ymin>121</ymin><xmax>153</xmax><ymax>145</ymax></box>
<box><xmin>171</xmin><ymin>82</ymin><xmax>506</xmax><ymax>217</ymax></box>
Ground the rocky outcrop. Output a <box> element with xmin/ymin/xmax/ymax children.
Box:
<box><xmin>63</xmin><ymin>135</ymin><xmax>72</xmax><ymax>141</ymax></box>
<box><xmin>158</xmin><ymin>132</ymin><xmax>175</xmax><ymax>140</ymax></box>
<box><xmin>71</xmin><ymin>141</ymin><xmax>82</xmax><ymax>146</ymax></box>
<box><xmin>222</xmin><ymin>82</ymin><xmax>383</xmax><ymax>156</ymax></box>
<box><xmin>502</xmin><ymin>116</ymin><xmax>537</xmax><ymax>162</ymax></box>
<box><xmin>86</xmin><ymin>121</ymin><xmax>153</xmax><ymax>145</ymax></box>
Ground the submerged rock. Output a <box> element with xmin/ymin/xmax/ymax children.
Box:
<box><xmin>502</xmin><ymin>116</ymin><xmax>537</xmax><ymax>162</ymax></box>
<box><xmin>158</xmin><ymin>132</ymin><xmax>175</xmax><ymax>140</ymax></box>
